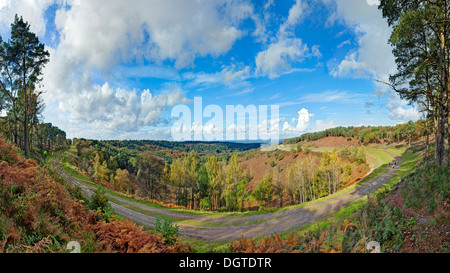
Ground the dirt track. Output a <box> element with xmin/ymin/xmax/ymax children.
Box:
<box><xmin>55</xmin><ymin>157</ymin><xmax>401</xmax><ymax>242</ymax></box>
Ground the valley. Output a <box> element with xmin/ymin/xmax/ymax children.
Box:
<box><xmin>52</xmin><ymin>138</ymin><xmax>406</xmax><ymax>242</ymax></box>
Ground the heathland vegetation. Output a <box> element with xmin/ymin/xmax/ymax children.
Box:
<box><xmin>65</xmin><ymin>137</ymin><xmax>371</xmax><ymax>212</ymax></box>
<box><xmin>0</xmin><ymin>0</ymin><xmax>449</xmax><ymax>253</ymax></box>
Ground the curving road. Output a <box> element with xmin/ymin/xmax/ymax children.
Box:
<box><xmin>54</xmin><ymin>156</ymin><xmax>401</xmax><ymax>242</ymax></box>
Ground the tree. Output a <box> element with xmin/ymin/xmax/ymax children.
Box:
<box><xmin>114</xmin><ymin>168</ymin><xmax>131</xmax><ymax>193</ymax></box>
<box><xmin>135</xmin><ymin>151</ymin><xmax>164</xmax><ymax>200</ymax></box>
<box><xmin>205</xmin><ymin>156</ymin><xmax>225</xmax><ymax>210</ymax></box>
<box><xmin>285</xmin><ymin>163</ymin><xmax>297</xmax><ymax>204</ymax></box>
<box><xmin>379</xmin><ymin>0</ymin><xmax>449</xmax><ymax>167</ymax></box>
<box><xmin>236</xmin><ymin>176</ymin><xmax>250</xmax><ymax>212</ymax></box>
<box><xmin>252</xmin><ymin>173</ymin><xmax>274</xmax><ymax>210</ymax></box>
<box><xmin>197</xmin><ymin>164</ymin><xmax>211</xmax><ymax>210</ymax></box>
<box><xmin>169</xmin><ymin>157</ymin><xmax>186</xmax><ymax>206</ymax></box>
<box><xmin>0</xmin><ymin>15</ymin><xmax>50</xmax><ymax>156</ymax></box>
<box><xmin>272</xmin><ymin>167</ymin><xmax>284</xmax><ymax>208</ymax></box>
<box><xmin>186</xmin><ymin>151</ymin><xmax>200</xmax><ymax>209</ymax></box>
<box><xmin>404</xmin><ymin>120</ymin><xmax>417</xmax><ymax>146</ymax></box>
<box><xmin>93</xmin><ymin>152</ymin><xmax>109</xmax><ymax>184</ymax></box>
<box><xmin>223</xmin><ymin>154</ymin><xmax>245</xmax><ymax>211</ymax></box>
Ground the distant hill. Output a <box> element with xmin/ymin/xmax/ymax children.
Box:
<box><xmin>83</xmin><ymin>139</ymin><xmax>261</xmax><ymax>164</ymax></box>
<box><xmin>283</xmin><ymin>120</ymin><xmax>427</xmax><ymax>147</ymax></box>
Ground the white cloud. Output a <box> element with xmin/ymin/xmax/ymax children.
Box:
<box><xmin>385</xmin><ymin>91</ymin><xmax>421</xmax><ymax>122</ymax></box>
<box><xmin>324</xmin><ymin>0</ymin><xmax>420</xmax><ymax>123</ymax></box>
<box><xmin>329</xmin><ymin>51</ymin><xmax>371</xmax><ymax>79</ymax></box>
<box><xmin>314</xmin><ymin>120</ymin><xmax>335</xmax><ymax>132</ymax></box>
<box><xmin>30</xmin><ymin>0</ymin><xmax>260</xmax><ymax>138</ymax></box>
<box><xmin>366</xmin><ymin>0</ymin><xmax>380</xmax><ymax>6</ymax></box>
<box><xmin>181</xmin><ymin>62</ymin><xmax>252</xmax><ymax>90</ymax></box>
<box><xmin>256</xmin><ymin>37</ymin><xmax>309</xmax><ymax>79</ymax></box>
<box><xmin>282</xmin><ymin>108</ymin><xmax>314</xmax><ymax>136</ymax></box>
<box><xmin>255</xmin><ymin>0</ymin><xmax>317</xmax><ymax>79</ymax></box>
<box><xmin>300</xmin><ymin>90</ymin><xmax>363</xmax><ymax>104</ymax></box>
<box><xmin>326</xmin><ymin>0</ymin><xmax>396</xmax><ymax>82</ymax></box>
<box><xmin>0</xmin><ymin>0</ymin><xmax>59</xmax><ymax>36</ymax></box>
<box><xmin>222</xmin><ymin>64</ymin><xmax>252</xmax><ymax>86</ymax></box>
<box><xmin>57</xmin><ymin>82</ymin><xmax>190</xmax><ymax>134</ymax></box>
<box><xmin>279</xmin><ymin>0</ymin><xmax>307</xmax><ymax>35</ymax></box>
<box><xmin>311</xmin><ymin>45</ymin><xmax>322</xmax><ymax>58</ymax></box>
<box><xmin>388</xmin><ymin>106</ymin><xmax>421</xmax><ymax>122</ymax></box>
<box><xmin>337</xmin><ymin>39</ymin><xmax>351</xmax><ymax>48</ymax></box>
<box><xmin>52</xmin><ymin>0</ymin><xmax>252</xmax><ymax>70</ymax></box>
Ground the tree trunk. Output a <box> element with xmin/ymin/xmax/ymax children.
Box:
<box><xmin>438</xmin><ymin>20</ymin><xmax>449</xmax><ymax>167</ymax></box>
<box><xmin>426</xmin><ymin>114</ymin><xmax>430</xmax><ymax>165</ymax></box>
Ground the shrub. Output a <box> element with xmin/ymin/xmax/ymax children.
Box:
<box><xmin>90</xmin><ymin>188</ymin><xmax>109</xmax><ymax>211</ymax></box>
<box><xmin>90</xmin><ymin>188</ymin><xmax>114</xmax><ymax>220</ymax></box>
<box><xmin>252</xmin><ymin>174</ymin><xmax>274</xmax><ymax>210</ymax></box>
<box><xmin>93</xmin><ymin>219</ymin><xmax>189</xmax><ymax>253</ymax></box>
<box><xmin>155</xmin><ymin>217</ymin><xmax>180</xmax><ymax>245</ymax></box>
<box><xmin>303</xmin><ymin>146</ymin><xmax>310</xmax><ymax>155</ymax></box>
<box><xmin>199</xmin><ymin>197</ymin><xmax>211</xmax><ymax>211</ymax></box>
<box><xmin>402</xmin><ymin>165</ymin><xmax>449</xmax><ymax>212</ymax></box>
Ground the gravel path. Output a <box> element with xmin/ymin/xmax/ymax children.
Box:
<box><xmin>55</xmin><ymin>156</ymin><xmax>402</xmax><ymax>242</ymax></box>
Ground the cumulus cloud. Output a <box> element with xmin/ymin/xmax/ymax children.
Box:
<box><xmin>385</xmin><ymin>91</ymin><xmax>421</xmax><ymax>122</ymax></box>
<box><xmin>0</xmin><ymin>0</ymin><xmax>59</xmax><ymax>36</ymax></box>
<box><xmin>59</xmin><ymin>83</ymin><xmax>190</xmax><ymax>133</ymax></box>
<box><xmin>221</xmin><ymin>64</ymin><xmax>252</xmax><ymax>86</ymax></box>
<box><xmin>256</xmin><ymin>38</ymin><xmax>309</xmax><ymax>79</ymax></box>
<box><xmin>326</xmin><ymin>0</ymin><xmax>396</xmax><ymax>82</ymax></box>
<box><xmin>324</xmin><ymin>0</ymin><xmax>421</xmax><ymax>123</ymax></box>
<box><xmin>255</xmin><ymin>0</ymin><xmax>318</xmax><ymax>79</ymax></box>
<box><xmin>388</xmin><ymin>106</ymin><xmax>421</xmax><ymax>122</ymax></box>
<box><xmin>282</xmin><ymin>108</ymin><xmax>314</xmax><ymax>136</ymax></box>
<box><xmin>52</xmin><ymin>0</ymin><xmax>252</xmax><ymax>70</ymax></box>
<box><xmin>28</xmin><ymin>0</ymin><xmax>260</xmax><ymax>138</ymax></box>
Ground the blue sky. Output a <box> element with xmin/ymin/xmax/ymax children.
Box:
<box><xmin>0</xmin><ymin>0</ymin><xmax>421</xmax><ymax>140</ymax></box>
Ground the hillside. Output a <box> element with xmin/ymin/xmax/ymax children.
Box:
<box><xmin>238</xmin><ymin>147</ymin><xmax>370</xmax><ymax>209</ymax></box>
<box><xmin>230</xmin><ymin>145</ymin><xmax>449</xmax><ymax>253</ymax></box>
<box><xmin>4</xmin><ymin>127</ymin><xmax>447</xmax><ymax>253</ymax></box>
<box><xmin>87</xmin><ymin>138</ymin><xmax>261</xmax><ymax>163</ymax></box>
<box><xmin>283</xmin><ymin>121</ymin><xmax>427</xmax><ymax>147</ymax></box>
<box><xmin>0</xmin><ymin>137</ymin><xmax>190</xmax><ymax>253</ymax></box>
<box><xmin>51</xmin><ymin>133</ymin><xmax>450</xmax><ymax>253</ymax></box>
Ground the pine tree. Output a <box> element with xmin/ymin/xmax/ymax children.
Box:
<box><xmin>379</xmin><ymin>0</ymin><xmax>449</xmax><ymax>166</ymax></box>
<box><xmin>0</xmin><ymin>15</ymin><xmax>50</xmax><ymax>156</ymax></box>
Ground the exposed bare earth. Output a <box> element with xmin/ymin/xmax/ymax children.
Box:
<box><xmin>55</xmin><ymin>157</ymin><xmax>401</xmax><ymax>242</ymax></box>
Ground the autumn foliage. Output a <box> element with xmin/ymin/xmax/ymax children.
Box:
<box><xmin>230</xmin><ymin>222</ymin><xmax>351</xmax><ymax>253</ymax></box>
<box><xmin>0</xmin><ymin>138</ymin><xmax>190</xmax><ymax>253</ymax></box>
<box><xmin>230</xmin><ymin>234</ymin><xmax>303</xmax><ymax>253</ymax></box>
<box><xmin>92</xmin><ymin>220</ymin><xmax>189</xmax><ymax>253</ymax></box>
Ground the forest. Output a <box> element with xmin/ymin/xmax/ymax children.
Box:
<box><xmin>66</xmin><ymin>131</ymin><xmax>370</xmax><ymax>212</ymax></box>
<box><xmin>283</xmin><ymin>120</ymin><xmax>427</xmax><ymax>147</ymax></box>
<box><xmin>0</xmin><ymin>0</ymin><xmax>448</xmax><ymax>254</ymax></box>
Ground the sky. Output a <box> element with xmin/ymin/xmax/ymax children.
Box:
<box><xmin>0</xmin><ymin>0</ymin><xmax>422</xmax><ymax>141</ymax></box>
